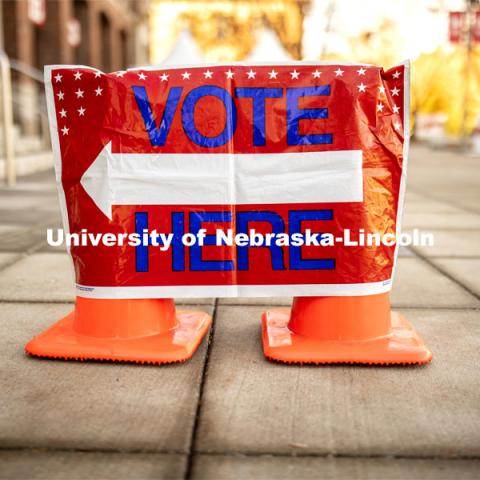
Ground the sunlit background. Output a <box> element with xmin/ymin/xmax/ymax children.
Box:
<box><xmin>1</xmin><ymin>0</ymin><xmax>480</xmax><ymax>184</ymax></box>
<box><xmin>150</xmin><ymin>0</ymin><xmax>480</xmax><ymax>140</ymax></box>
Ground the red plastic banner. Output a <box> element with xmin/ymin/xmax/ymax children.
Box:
<box><xmin>45</xmin><ymin>62</ymin><xmax>409</xmax><ymax>298</ymax></box>
<box><xmin>472</xmin><ymin>11</ymin><xmax>480</xmax><ymax>43</ymax></box>
<box><xmin>449</xmin><ymin>11</ymin><xmax>465</xmax><ymax>43</ymax></box>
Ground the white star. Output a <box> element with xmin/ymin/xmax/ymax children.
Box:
<box><xmin>77</xmin><ymin>106</ymin><xmax>86</xmax><ymax>116</ymax></box>
<box><xmin>225</xmin><ymin>69</ymin><xmax>234</xmax><ymax>79</ymax></box>
<box><xmin>357</xmin><ymin>83</ymin><xmax>367</xmax><ymax>92</ymax></box>
<box><xmin>246</xmin><ymin>69</ymin><xmax>256</xmax><ymax>79</ymax></box>
<box><xmin>74</xmin><ymin>71</ymin><xmax>82</xmax><ymax>80</ymax></box>
<box><xmin>392</xmin><ymin>70</ymin><xmax>401</xmax><ymax>79</ymax></box>
<box><xmin>394</xmin><ymin>121</ymin><xmax>402</xmax><ymax>130</ymax></box>
<box><xmin>391</xmin><ymin>87</ymin><xmax>400</xmax><ymax>96</ymax></box>
<box><xmin>393</xmin><ymin>105</ymin><xmax>400</xmax><ymax>114</ymax></box>
<box><xmin>160</xmin><ymin>73</ymin><xmax>169</xmax><ymax>82</ymax></box>
<box><xmin>61</xmin><ymin>126</ymin><xmax>69</xmax><ymax>135</ymax></box>
<box><xmin>268</xmin><ymin>69</ymin><xmax>278</xmax><ymax>79</ymax></box>
<box><xmin>312</xmin><ymin>69</ymin><xmax>322</xmax><ymax>78</ymax></box>
<box><xmin>115</xmin><ymin>71</ymin><xmax>125</xmax><ymax>77</ymax></box>
<box><xmin>357</xmin><ymin>67</ymin><xmax>366</xmax><ymax>76</ymax></box>
<box><xmin>290</xmin><ymin>69</ymin><xmax>300</xmax><ymax>80</ymax></box>
<box><xmin>334</xmin><ymin>68</ymin><xmax>344</xmax><ymax>76</ymax></box>
<box><xmin>75</xmin><ymin>88</ymin><xmax>84</xmax><ymax>98</ymax></box>
<box><xmin>377</xmin><ymin>103</ymin><xmax>384</xmax><ymax>112</ymax></box>
<box><xmin>95</xmin><ymin>86</ymin><xmax>103</xmax><ymax>96</ymax></box>
<box><xmin>94</xmin><ymin>71</ymin><xmax>102</xmax><ymax>78</ymax></box>
<box><xmin>137</xmin><ymin>72</ymin><xmax>147</xmax><ymax>80</ymax></box>
<box><xmin>182</xmin><ymin>71</ymin><xmax>191</xmax><ymax>80</ymax></box>
<box><xmin>203</xmin><ymin>70</ymin><xmax>213</xmax><ymax>79</ymax></box>
<box><xmin>54</xmin><ymin>73</ymin><xmax>62</xmax><ymax>83</ymax></box>
<box><xmin>378</xmin><ymin>85</ymin><xmax>386</xmax><ymax>94</ymax></box>
<box><xmin>56</xmin><ymin>91</ymin><xmax>64</xmax><ymax>101</ymax></box>
<box><xmin>59</xmin><ymin>109</ymin><xmax>67</xmax><ymax>118</ymax></box>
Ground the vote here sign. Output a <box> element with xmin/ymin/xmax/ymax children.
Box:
<box><xmin>45</xmin><ymin>62</ymin><xmax>409</xmax><ymax>299</ymax></box>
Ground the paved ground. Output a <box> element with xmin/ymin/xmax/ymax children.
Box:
<box><xmin>0</xmin><ymin>143</ymin><xmax>479</xmax><ymax>480</ymax></box>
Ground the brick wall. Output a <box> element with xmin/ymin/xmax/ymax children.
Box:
<box><xmin>1</xmin><ymin>0</ymin><xmax>149</xmax><ymax>135</ymax></box>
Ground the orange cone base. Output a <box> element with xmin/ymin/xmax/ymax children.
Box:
<box><xmin>262</xmin><ymin>309</ymin><xmax>432</xmax><ymax>365</ymax></box>
<box><xmin>26</xmin><ymin>309</ymin><xmax>212</xmax><ymax>364</ymax></box>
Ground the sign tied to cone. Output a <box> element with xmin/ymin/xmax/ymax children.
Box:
<box><xmin>26</xmin><ymin>62</ymin><xmax>432</xmax><ymax>365</ymax></box>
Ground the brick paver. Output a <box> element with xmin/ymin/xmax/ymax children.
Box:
<box><xmin>0</xmin><ymin>451</ymin><xmax>186</xmax><ymax>480</ymax></box>
<box><xmin>192</xmin><ymin>455</ymin><xmax>480</xmax><ymax>479</ymax></box>
<box><xmin>430</xmin><ymin>258</ymin><xmax>480</xmax><ymax>297</ymax></box>
<box><xmin>195</xmin><ymin>307</ymin><xmax>480</xmax><ymax>457</ymax></box>
<box><xmin>0</xmin><ymin>302</ymin><xmax>212</xmax><ymax>452</ymax></box>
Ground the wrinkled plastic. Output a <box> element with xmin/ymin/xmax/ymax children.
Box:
<box><xmin>44</xmin><ymin>62</ymin><xmax>409</xmax><ymax>299</ymax></box>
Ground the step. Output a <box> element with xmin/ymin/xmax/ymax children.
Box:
<box><xmin>15</xmin><ymin>136</ymin><xmax>48</xmax><ymax>156</ymax></box>
<box><xmin>0</xmin><ymin>150</ymin><xmax>53</xmax><ymax>180</ymax></box>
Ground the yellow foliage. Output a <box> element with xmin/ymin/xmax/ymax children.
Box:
<box><xmin>412</xmin><ymin>46</ymin><xmax>480</xmax><ymax>136</ymax></box>
<box><xmin>324</xmin><ymin>45</ymin><xmax>480</xmax><ymax>137</ymax></box>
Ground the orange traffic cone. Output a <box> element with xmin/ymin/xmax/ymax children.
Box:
<box><xmin>25</xmin><ymin>297</ymin><xmax>211</xmax><ymax>364</ymax></box>
<box><xmin>262</xmin><ymin>293</ymin><xmax>432</xmax><ymax>365</ymax></box>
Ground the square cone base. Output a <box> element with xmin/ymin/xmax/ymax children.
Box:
<box><xmin>262</xmin><ymin>309</ymin><xmax>432</xmax><ymax>365</ymax></box>
<box><xmin>25</xmin><ymin>309</ymin><xmax>212</xmax><ymax>364</ymax></box>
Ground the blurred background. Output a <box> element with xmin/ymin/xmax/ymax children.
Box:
<box><xmin>0</xmin><ymin>0</ymin><xmax>480</xmax><ymax>184</ymax></box>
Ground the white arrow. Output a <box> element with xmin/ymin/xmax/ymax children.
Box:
<box><xmin>81</xmin><ymin>142</ymin><xmax>363</xmax><ymax>220</ymax></box>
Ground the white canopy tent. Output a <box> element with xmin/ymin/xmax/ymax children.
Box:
<box><xmin>161</xmin><ymin>29</ymin><xmax>205</xmax><ymax>66</ymax></box>
<box><xmin>246</xmin><ymin>29</ymin><xmax>292</xmax><ymax>62</ymax></box>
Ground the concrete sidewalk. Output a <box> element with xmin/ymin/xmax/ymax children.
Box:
<box><xmin>0</xmin><ymin>144</ymin><xmax>479</xmax><ymax>479</ymax></box>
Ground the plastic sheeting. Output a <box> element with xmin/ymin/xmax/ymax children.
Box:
<box><xmin>44</xmin><ymin>62</ymin><xmax>409</xmax><ymax>299</ymax></box>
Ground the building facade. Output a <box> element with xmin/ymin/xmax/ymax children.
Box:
<box><xmin>1</xmin><ymin>0</ymin><xmax>150</xmax><ymax>137</ymax></box>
